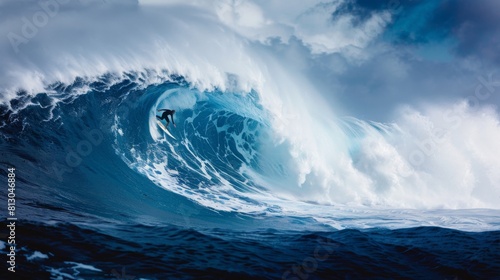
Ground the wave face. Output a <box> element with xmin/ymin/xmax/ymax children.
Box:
<box><xmin>120</xmin><ymin>85</ymin><xmax>272</xmax><ymax>212</ymax></box>
<box><xmin>2</xmin><ymin>73</ymin><xmax>499</xmax><ymax>232</ymax></box>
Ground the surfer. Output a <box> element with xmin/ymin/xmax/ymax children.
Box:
<box><xmin>156</xmin><ymin>109</ymin><xmax>176</xmax><ymax>127</ymax></box>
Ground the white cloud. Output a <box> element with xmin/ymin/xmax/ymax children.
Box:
<box><xmin>220</xmin><ymin>0</ymin><xmax>392</xmax><ymax>56</ymax></box>
<box><xmin>142</xmin><ymin>0</ymin><xmax>392</xmax><ymax>56</ymax></box>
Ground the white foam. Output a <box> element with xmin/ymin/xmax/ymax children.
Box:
<box><xmin>48</xmin><ymin>261</ymin><xmax>102</xmax><ymax>280</ymax></box>
<box><xmin>27</xmin><ymin>251</ymin><xmax>49</xmax><ymax>261</ymax></box>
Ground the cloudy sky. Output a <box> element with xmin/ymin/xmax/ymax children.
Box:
<box><xmin>209</xmin><ymin>0</ymin><xmax>500</xmax><ymax>120</ymax></box>
<box><xmin>306</xmin><ymin>0</ymin><xmax>500</xmax><ymax>120</ymax></box>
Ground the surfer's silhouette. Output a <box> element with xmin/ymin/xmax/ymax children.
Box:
<box><xmin>156</xmin><ymin>109</ymin><xmax>176</xmax><ymax>127</ymax></box>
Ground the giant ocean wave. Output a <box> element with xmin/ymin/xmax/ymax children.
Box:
<box><xmin>1</xmin><ymin>1</ymin><xmax>499</xmax><ymax>227</ymax></box>
<box><xmin>2</xmin><ymin>67</ymin><xmax>499</xmax><ymax>232</ymax></box>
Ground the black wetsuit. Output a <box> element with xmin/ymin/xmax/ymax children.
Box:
<box><xmin>156</xmin><ymin>109</ymin><xmax>175</xmax><ymax>126</ymax></box>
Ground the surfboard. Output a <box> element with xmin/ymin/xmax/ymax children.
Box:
<box><xmin>156</xmin><ymin>120</ymin><xmax>176</xmax><ymax>139</ymax></box>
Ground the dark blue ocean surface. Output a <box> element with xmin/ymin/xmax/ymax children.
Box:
<box><xmin>1</xmin><ymin>219</ymin><xmax>499</xmax><ymax>279</ymax></box>
<box><xmin>1</xmin><ymin>76</ymin><xmax>499</xmax><ymax>279</ymax></box>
